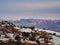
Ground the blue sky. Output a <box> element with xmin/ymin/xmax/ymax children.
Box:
<box><xmin>0</xmin><ymin>0</ymin><xmax>60</xmax><ymax>20</ymax></box>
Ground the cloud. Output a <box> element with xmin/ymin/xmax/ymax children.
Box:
<box><xmin>0</xmin><ymin>11</ymin><xmax>60</xmax><ymax>20</ymax></box>
<box><xmin>0</xmin><ymin>0</ymin><xmax>60</xmax><ymax>20</ymax></box>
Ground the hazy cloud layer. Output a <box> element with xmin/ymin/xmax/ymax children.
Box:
<box><xmin>0</xmin><ymin>0</ymin><xmax>60</xmax><ymax>20</ymax></box>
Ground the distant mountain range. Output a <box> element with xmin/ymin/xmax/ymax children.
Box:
<box><xmin>10</xmin><ymin>19</ymin><xmax>60</xmax><ymax>32</ymax></box>
<box><xmin>0</xmin><ymin>19</ymin><xmax>60</xmax><ymax>32</ymax></box>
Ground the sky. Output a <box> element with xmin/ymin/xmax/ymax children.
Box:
<box><xmin>0</xmin><ymin>0</ymin><xmax>60</xmax><ymax>20</ymax></box>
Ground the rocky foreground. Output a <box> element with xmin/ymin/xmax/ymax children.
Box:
<box><xmin>0</xmin><ymin>21</ymin><xmax>60</xmax><ymax>45</ymax></box>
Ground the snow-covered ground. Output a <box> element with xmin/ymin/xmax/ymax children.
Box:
<box><xmin>21</xmin><ymin>28</ymin><xmax>60</xmax><ymax>45</ymax></box>
<box><xmin>20</xmin><ymin>28</ymin><xmax>32</xmax><ymax>32</ymax></box>
<box><xmin>20</xmin><ymin>28</ymin><xmax>60</xmax><ymax>45</ymax></box>
<box><xmin>36</xmin><ymin>28</ymin><xmax>60</xmax><ymax>45</ymax></box>
<box><xmin>38</xmin><ymin>29</ymin><xmax>60</xmax><ymax>35</ymax></box>
<box><xmin>52</xmin><ymin>36</ymin><xmax>60</xmax><ymax>45</ymax></box>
